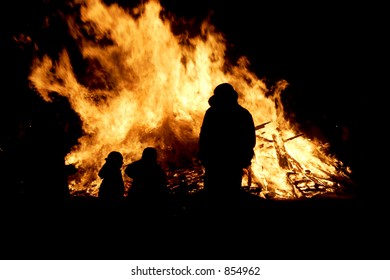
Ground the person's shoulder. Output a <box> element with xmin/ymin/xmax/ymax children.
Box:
<box><xmin>204</xmin><ymin>106</ymin><xmax>214</xmax><ymax>113</ymax></box>
<box><xmin>237</xmin><ymin>104</ymin><xmax>251</xmax><ymax>114</ymax></box>
<box><xmin>125</xmin><ymin>160</ymin><xmax>140</xmax><ymax>171</ymax></box>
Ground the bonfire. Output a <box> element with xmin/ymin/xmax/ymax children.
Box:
<box><xmin>27</xmin><ymin>0</ymin><xmax>354</xmax><ymax>200</ymax></box>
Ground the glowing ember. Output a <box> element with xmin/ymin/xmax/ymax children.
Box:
<box><xmin>28</xmin><ymin>0</ymin><xmax>353</xmax><ymax>199</ymax></box>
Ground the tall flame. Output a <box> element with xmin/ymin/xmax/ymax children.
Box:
<box><xmin>28</xmin><ymin>0</ymin><xmax>352</xmax><ymax>199</ymax></box>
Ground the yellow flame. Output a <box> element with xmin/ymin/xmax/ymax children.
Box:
<box><xmin>28</xmin><ymin>0</ymin><xmax>351</xmax><ymax>198</ymax></box>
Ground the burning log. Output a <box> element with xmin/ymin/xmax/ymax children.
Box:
<box><xmin>272</xmin><ymin>133</ymin><xmax>291</xmax><ymax>170</ymax></box>
<box><xmin>283</xmin><ymin>133</ymin><xmax>304</xmax><ymax>142</ymax></box>
<box><xmin>255</xmin><ymin>121</ymin><xmax>271</xmax><ymax>130</ymax></box>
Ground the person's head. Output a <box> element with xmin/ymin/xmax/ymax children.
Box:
<box><xmin>105</xmin><ymin>151</ymin><xmax>123</xmax><ymax>167</ymax></box>
<box><xmin>209</xmin><ymin>83</ymin><xmax>238</xmax><ymax>106</ymax></box>
<box><xmin>141</xmin><ymin>147</ymin><xmax>158</xmax><ymax>162</ymax></box>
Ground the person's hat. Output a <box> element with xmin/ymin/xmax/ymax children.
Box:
<box><xmin>209</xmin><ymin>83</ymin><xmax>238</xmax><ymax>106</ymax></box>
<box><xmin>213</xmin><ymin>83</ymin><xmax>238</xmax><ymax>99</ymax></box>
<box><xmin>106</xmin><ymin>151</ymin><xmax>123</xmax><ymax>162</ymax></box>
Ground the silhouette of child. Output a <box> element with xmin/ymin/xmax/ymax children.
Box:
<box><xmin>98</xmin><ymin>151</ymin><xmax>125</xmax><ymax>205</ymax></box>
<box><xmin>124</xmin><ymin>147</ymin><xmax>170</xmax><ymax>215</ymax></box>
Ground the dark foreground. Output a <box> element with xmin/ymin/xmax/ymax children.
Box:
<box><xmin>1</xmin><ymin>189</ymin><xmax>389</xmax><ymax>260</ymax></box>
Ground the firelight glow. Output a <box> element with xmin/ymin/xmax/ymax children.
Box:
<box><xmin>28</xmin><ymin>0</ymin><xmax>352</xmax><ymax>199</ymax></box>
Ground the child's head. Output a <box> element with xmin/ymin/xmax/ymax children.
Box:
<box><xmin>105</xmin><ymin>151</ymin><xmax>123</xmax><ymax>167</ymax></box>
<box><xmin>141</xmin><ymin>147</ymin><xmax>157</xmax><ymax>162</ymax></box>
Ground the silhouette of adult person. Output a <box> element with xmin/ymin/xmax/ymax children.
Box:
<box><xmin>98</xmin><ymin>151</ymin><xmax>125</xmax><ymax>208</ymax></box>
<box><xmin>124</xmin><ymin>147</ymin><xmax>170</xmax><ymax>217</ymax></box>
<box><xmin>199</xmin><ymin>83</ymin><xmax>256</xmax><ymax>198</ymax></box>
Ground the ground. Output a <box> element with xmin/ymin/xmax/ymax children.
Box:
<box><xmin>1</xmin><ymin>188</ymin><xmax>388</xmax><ymax>260</ymax></box>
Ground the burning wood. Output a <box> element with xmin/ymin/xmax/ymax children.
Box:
<box><xmin>284</xmin><ymin>133</ymin><xmax>304</xmax><ymax>142</ymax></box>
<box><xmin>163</xmin><ymin>123</ymin><xmax>352</xmax><ymax>200</ymax></box>
<box><xmin>255</xmin><ymin>121</ymin><xmax>272</xmax><ymax>130</ymax></box>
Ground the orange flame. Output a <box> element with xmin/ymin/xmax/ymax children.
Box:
<box><xmin>28</xmin><ymin>0</ymin><xmax>352</xmax><ymax>199</ymax></box>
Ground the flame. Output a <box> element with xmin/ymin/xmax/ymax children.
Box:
<box><xmin>28</xmin><ymin>0</ymin><xmax>352</xmax><ymax>199</ymax></box>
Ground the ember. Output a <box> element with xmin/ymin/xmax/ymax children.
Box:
<box><xmin>28</xmin><ymin>0</ymin><xmax>354</xmax><ymax>200</ymax></box>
